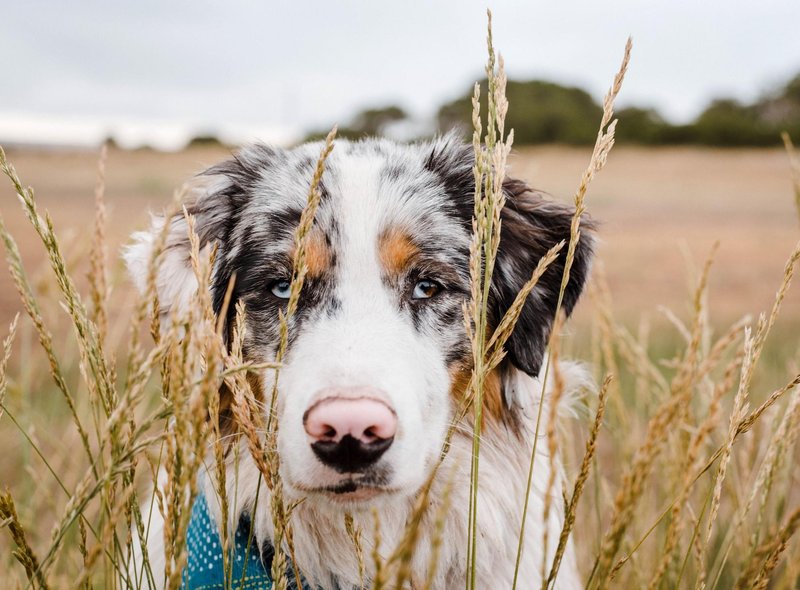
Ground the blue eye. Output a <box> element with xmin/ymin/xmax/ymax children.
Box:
<box><xmin>412</xmin><ymin>279</ymin><xmax>442</xmax><ymax>300</ymax></box>
<box><xmin>270</xmin><ymin>280</ymin><xmax>292</xmax><ymax>299</ymax></box>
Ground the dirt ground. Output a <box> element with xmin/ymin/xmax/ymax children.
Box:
<box><xmin>0</xmin><ymin>144</ymin><xmax>797</xmax><ymax>332</ymax></box>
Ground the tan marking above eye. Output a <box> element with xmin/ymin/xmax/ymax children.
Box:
<box><xmin>378</xmin><ymin>228</ymin><xmax>419</xmax><ymax>276</ymax></box>
<box><xmin>292</xmin><ymin>230</ymin><xmax>331</xmax><ymax>278</ymax></box>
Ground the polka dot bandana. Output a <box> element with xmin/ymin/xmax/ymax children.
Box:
<box><xmin>181</xmin><ymin>492</ymin><xmax>307</xmax><ymax>589</ymax></box>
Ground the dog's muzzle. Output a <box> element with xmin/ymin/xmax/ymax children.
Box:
<box><xmin>303</xmin><ymin>391</ymin><xmax>397</xmax><ymax>473</ymax></box>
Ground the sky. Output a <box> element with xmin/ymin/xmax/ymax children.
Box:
<box><xmin>1</xmin><ymin>0</ymin><xmax>798</xmax><ymax>150</ymax></box>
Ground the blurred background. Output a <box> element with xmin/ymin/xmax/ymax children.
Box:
<box><xmin>0</xmin><ymin>0</ymin><xmax>798</xmax><ymax>334</ymax></box>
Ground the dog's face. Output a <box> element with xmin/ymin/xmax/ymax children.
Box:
<box><xmin>125</xmin><ymin>136</ymin><xmax>593</xmax><ymax>508</ymax></box>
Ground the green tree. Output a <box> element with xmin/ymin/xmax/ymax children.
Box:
<box><xmin>304</xmin><ymin>105</ymin><xmax>408</xmax><ymax>142</ymax></box>
<box><xmin>614</xmin><ymin>107</ymin><xmax>670</xmax><ymax>144</ymax></box>
<box><xmin>186</xmin><ymin>134</ymin><xmax>226</xmax><ymax>148</ymax></box>
<box><xmin>692</xmin><ymin>99</ymin><xmax>773</xmax><ymax>146</ymax></box>
<box><xmin>438</xmin><ymin>80</ymin><xmax>603</xmax><ymax>144</ymax></box>
<box><xmin>349</xmin><ymin>106</ymin><xmax>407</xmax><ymax>136</ymax></box>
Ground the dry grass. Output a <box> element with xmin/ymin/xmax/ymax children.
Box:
<box><xmin>1</xmin><ymin>13</ymin><xmax>800</xmax><ymax>590</ymax></box>
<box><xmin>782</xmin><ymin>132</ymin><xmax>800</xmax><ymax>228</ymax></box>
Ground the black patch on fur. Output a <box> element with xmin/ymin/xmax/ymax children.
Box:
<box><xmin>423</xmin><ymin>138</ymin><xmax>475</xmax><ymax>227</ymax></box>
<box><xmin>326</xmin><ymin>296</ymin><xmax>342</xmax><ymax>317</ymax></box>
<box><xmin>492</xmin><ymin>179</ymin><xmax>595</xmax><ymax>376</ymax></box>
<box><xmin>425</xmin><ymin>137</ymin><xmax>595</xmax><ymax>378</ymax></box>
<box><xmin>294</xmin><ymin>154</ymin><xmax>315</xmax><ymax>174</ymax></box>
<box><xmin>268</xmin><ymin>207</ymin><xmax>303</xmax><ymax>236</ymax></box>
<box><xmin>204</xmin><ymin>144</ymin><xmax>285</xmax><ymax>201</ymax></box>
<box><xmin>182</xmin><ymin>144</ymin><xmax>288</xmax><ymax>331</ymax></box>
<box><xmin>381</xmin><ymin>162</ymin><xmax>406</xmax><ymax>183</ymax></box>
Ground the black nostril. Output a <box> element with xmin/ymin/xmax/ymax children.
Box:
<box><xmin>311</xmin><ymin>434</ymin><xmax>394</xmax><ymax>473</ymax></box>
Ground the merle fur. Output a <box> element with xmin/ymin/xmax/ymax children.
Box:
<box><xmin>176</xmin><ymin>136</ymin><xmax>593</xmax><ymax>387</ymax></box>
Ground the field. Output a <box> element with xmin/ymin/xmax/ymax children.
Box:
<box><xmin>1</xmin><ymin>142</ymin><xmax>799</xmax><ymax>588</ymax></box>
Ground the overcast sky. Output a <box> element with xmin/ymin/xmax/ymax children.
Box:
<box><xmin>1</xmin><ymin>0</ymin><xmax>798</xmax><ymax>149</ymax></box>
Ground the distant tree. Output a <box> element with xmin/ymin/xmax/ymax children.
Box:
<box><xmin>614</xmin><ymin>107</ymin><xmax>670</xmax><ymax>144</ymax></box>
<box><xmin>438</xmin><ymin>80</ymin><xmax>603</xmax><ymax>144</ymax></box>
<box><xmin>684</xmin><ymin>73</ymin><xmax>800</xmax><ymax>146</ymax></box>
<box><xmin>186</xmin><ymin>134</ymin><xmax>226</xmax><ymax>148</ymax></box>
<box><xmin>691</xmin><ymin>99</ymin><xmax>774</xmax><ymax>146</ymax></box>
<box><xmin>304</xmin><ymin>105</ymin><xmax>408</xmax><ymax>142</ymax></box>
<box><xmin>657</xmin><ymin>124</ymin><xmax>698</xmax><ymax>145</ymax></box>
<box><xmin>306</xmin><ymin>69</ymin><xmax>800</xmax><ymax>148</ymax></box>
<box><xmin>752</xmin><ymin>73</ymin><xmax>800</xmax><ymax>140</ymax></box>
<box><xmin>780</xmin><ymin>73</ymin><xmax>800</xmax><ymax>102</ymax></box>
<box><xmin>101</xmin><ymin>135</ymin><xmax>119</xmax><ymax>150</ymax></box>
<box><xmin>350</xmin><ymin>106</ymin><xmax>407</xmax><ymax>136</ymax></box>
<box><xmin>440</xmin><ymin>70</ymin><xmax>800</xmax><ymax>146</ymax></box>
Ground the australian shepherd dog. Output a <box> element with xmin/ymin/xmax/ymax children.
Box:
<box><xmin>125</xmin><ymin>133</ymin><xmax>594</xmax><ymax>589</ymax></box>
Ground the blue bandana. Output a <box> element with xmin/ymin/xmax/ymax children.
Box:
<box><xmin>181</xmin><ymin>493</ymin><xmax>308</xmax><ymax>590</ymax></box>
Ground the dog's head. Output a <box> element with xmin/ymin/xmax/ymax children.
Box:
<box><xmin>125</xmin><ymin>135</ymin><xmax>594</xmax><ymax>507</ymax></box>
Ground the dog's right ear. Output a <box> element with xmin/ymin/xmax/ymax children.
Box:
<box><xmin>123</xmin><ymin>145</ymin><xmax>281</xmax><ymax>321</ymax></box>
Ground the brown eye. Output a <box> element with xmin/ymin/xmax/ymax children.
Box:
<box><xmin>412</xmin><ymin>279</ymin><xmax>442</xmax><ymax>300</ymax></box>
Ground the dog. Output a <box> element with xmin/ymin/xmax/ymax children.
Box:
<box><xmin>125</xmin><ymin>133</ymin><xmax>594</xmax><ymax>589</ymax></box>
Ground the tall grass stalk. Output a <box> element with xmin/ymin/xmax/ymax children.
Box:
<box><xmin>0</xmin><ymin>491</ymin><xmax>47</xmax><ymax>589</ymax></box>
<box><xmin>514</xmin><ymin>35</ymin><xmax>632</xmax><ymax>590</ymax></box>
<box><xmin>225</xmin><ymin>127</ymin><xmax>336</xmax><ymax>589</ymax></box>
<box><xmin>464</xmin><ymin>11</ymin><xmax>512</xmax><ymax>590</ymax></box>
<box><xmin>782</xmin><ymin>132</ymin><xmax>800</xmax><ymax>225</ymax></box>
<box><xmin>0</xmin><ymin>150</ymin><xmax>94</xmax><ymax>470</ymax></box>
<box><xmin>264</xmin><ymin>127</ymin><xmax>336</xmax><ymax>588</ymax></box>
<box><xmin>545</xmin><ymin>374</ymin><xmax>612</xmax><ymax>588</ymax></box>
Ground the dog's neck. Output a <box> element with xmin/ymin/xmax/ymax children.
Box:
<box><xmin>203</xmin><ymin>367</ymin><xmax>583</xmax><ymax>589</ymax></box>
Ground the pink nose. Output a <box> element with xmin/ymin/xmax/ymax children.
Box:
<box><xmin>304</xmin><ymin>396</ymin><xmax>397</xmax><ymax>444</ymax></box>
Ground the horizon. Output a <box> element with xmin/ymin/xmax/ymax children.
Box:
<box><xmin>2</xmin><ymin>1</ymin><xmax>799</xmax><ymax>150</ymax></box>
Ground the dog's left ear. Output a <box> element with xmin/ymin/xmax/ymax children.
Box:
<box><xmin>490</xmin><ymin>178</ymin><xmax>596</xmax><ymax>377</ymax></box>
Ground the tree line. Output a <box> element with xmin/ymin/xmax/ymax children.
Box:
<box><xmin>309</xmin><ymin>70</ymin><xmax>800</xmax><ymax>147</ymax></box>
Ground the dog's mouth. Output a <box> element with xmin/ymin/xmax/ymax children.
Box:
<box><xmin>290</xmin><ymin>473</ymin><xmax>398</xmax><ymax>503</ymax></box>
<box><xmin>319</xmin><ymin>481</ymin><xmax>387</xmax><ymax>502</ymax></box>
